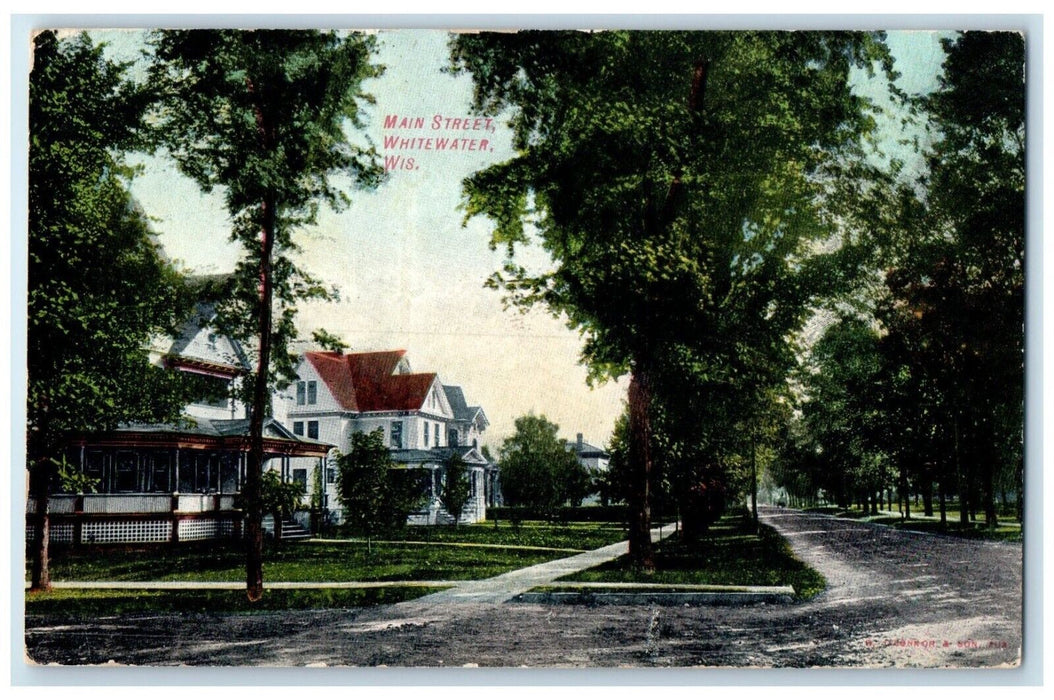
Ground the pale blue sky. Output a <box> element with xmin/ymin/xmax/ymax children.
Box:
<box><xmin>89</xmin><ymin>29</ymin><xmax>947</xmax><ymax>449</ymax></box>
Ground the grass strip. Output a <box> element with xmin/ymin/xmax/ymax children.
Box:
<box><xmin>35</xmin><ymin>540</ymin><xmax>564</xmax><ymax>584</ymax></box>
<box><xmin>803</xmin><ymin>507</ymin><xmax>1022</xmax><ymax>542</ymax></box>
<box><xmin>559</xmin><ymin>514</ymin><xmax>826</xmax><ymax>601</ymax></box>
<box><xmin>320</xmin><ymin>538</ymin><xmax>586</xmax><ymax>553</ymax></box>
<box><xmin>24</xmin><ymin>585</ymin><xmax>446</xmax><ymax>617</ymax></box>
<box><xmin>335</xmin><ymin>522</ymin><xmax>627</xmax><ymax>551</ymax></box>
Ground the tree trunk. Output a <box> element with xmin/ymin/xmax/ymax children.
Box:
<box><xmin>982</xmin><ymin>446</ymin><xmax>998</xmax><ymax>529</ymax></box>
<box><xmin>28</xmin><ymin>460</ymin><xmax>53</xmax><ymax>592</ymax></box>
<box><xmin>626</xmin><ymin>363</ymin><xmax>655</xmax><ymax>571</ymax></box>
<box><xmin>938</xmin><ymin>478</ymin><xmax>947</xmax><ymax>526</ymax></box>
<box><xmin>245</xmin><ymin>193</ymin><xmax>277</xmax><ymax>602</ymax></box>
<box><xmin>954</xmin><ymin>413</ymin><xmax>969</xmax><ymax>527</ymax></box>
<box><xmin>750</xmin><ymin>432</ymin><xmax>758</xmax><ymax>532</ymax></box>
<box><xmin>900</xmin><ymin>469</ymin><xmax>910</xmax><ymax>521</ymax></box>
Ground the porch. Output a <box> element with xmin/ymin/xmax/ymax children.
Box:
<box><xmin>26</xmin><ymin>420</ymin><xmax>332</xmax><ymax>546</ymax></box>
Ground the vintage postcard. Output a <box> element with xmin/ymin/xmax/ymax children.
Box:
<box><xmin>19</xmin><ymin>22</ymin><xmax>1027</xmax><ymax>673</ymax></box>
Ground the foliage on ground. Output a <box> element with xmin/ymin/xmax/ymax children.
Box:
<box><xmin>559</xmin><ymin>514</ymin><xmax>826</xmax><ymax>601</ymax></box>
<box><xmin>35</xmin><ymin>540</ymin><xmax>562</xmax><ymax>584</ymax></box>
<box><xmin>24</xmin><ymin>586</ymin><xmax>444</xmax><ymax>617</ymax></box>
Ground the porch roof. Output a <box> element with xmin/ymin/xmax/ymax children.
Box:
<box><xmin>69</xmin><ymin>416</ymin><xmax>333</xmax><ymax>458</ymax></box>
<box><xmin>390</xmin><ymin>446</ymin><xmax>489</xmax><ymax>467</ymax></box>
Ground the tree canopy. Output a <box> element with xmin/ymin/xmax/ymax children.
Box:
<box><xmin>773</xmin><ymin>31</ymin><xmax>1025</xmax><ymax>527</ymax></box>
<box><xmin>498</xmin><ymin>414</ymin><xmax>591</xmax><ymax>517</ymax></box>
<box><xmin>148</xmin><ymin>29</ymin><xmax>385</xmax><ymax>599</ymax></box>
<box><xmin>27</xmin><ymin>30</ymin><xmax>192</xmax><ymax>591</ymax></box>
<box><xmin>451</xmin><ymin>30</ymin><xmax>894</xmax><ymax>562</ymax></box>
<box><xmin>336</xmin><ymin>430</ymin><xmax>425</xmax><ymax>550</ymax></box>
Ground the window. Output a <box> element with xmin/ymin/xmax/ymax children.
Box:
<box><xmin>220</xmin><ymin>456</ymin><xmax>239</xmax><ymax>493</ymax></box>
<box><xmin>307</xmin><ymin>380</ymin><xmax>317</xmax><ymax>404</ymax></box>
<box><xmin>307</xmin><ymin>421</ymin><xmax>319</xmax><ymax>440</ymax></box>
<box><xmin>149</xmin><ymin>453</ymin><xmax>171</xmax><ymax>493</ymax></box>
<box><xmin>449</xmin><ymin>429</ymin><xmax>459</xmax><ymax>447</ymax></box>
<box><xmin>293</xmin><ymin>469</ymin><xmax>308</xmax><ymax>489</ymax></box>
<box><xmin>113</xmin><ymin>452</ymin><xmax>139</xmax><ymax>492</ymax></box>
<box><xmin>326</xmin><ymin>467</ymin><xmax>337</xmax><ymax>485</ymax></box>
<box><xmin>434</xmin><ymin>422</ymin><xmax>440</xmax><ymax>447</ymax></box>
<box><xmin>391</xmin><ymin>421</ymin><xmax>403</xmax><ymax>449</ymax></box>
<box><xmin>193</xmin><ymin>454</ymin><xmax>213</xmax><ymax>493</ymax></box>
<box><xmin>83</xmin><ymin>451</ymin><xmax>106</xmax><ymax>493</ymax></box>
<box><xmin>296</xmin><ymin>381</ymin><xmax>306</xmax><ymax>406</ymax></box>
<box><xmin>191</xmin><ymin>374</ymin><xmax>229</xmax><ymax>409</ymax></box>
<box><xmin>424</xmin><ymin>422</ymin><xmax>430</xmax><ymax>446</ymax></box>
<box><xmin>293</xmin><ymin>421</ymin><xmax>304</xmax><ymax>436</ymax></box>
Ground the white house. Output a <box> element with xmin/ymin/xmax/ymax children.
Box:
<box><xmin>277</xmin><ymin>349</ymin><xmax>498</xmax><ymax>525</ymax></box>
<box><xmin>29</xmin><ymin>302</ymin><xmax>332</xmax><ymax>546</ymax></box>
<box><xmin>570</xmin><ymin>433</ymin><xmax>610</xmax><ymax>474</ymax></box>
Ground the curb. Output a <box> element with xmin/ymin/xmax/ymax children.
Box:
<box><xmin>511</xmin><ymin>590</ymin><xmax>795</xmax><ymax>606</ymax></box>
<box><xmin>31</xmin><ymin>581</ymin><xmax>457</xmax><ymax>590</ymax></box>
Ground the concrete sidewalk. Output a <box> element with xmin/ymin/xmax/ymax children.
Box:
<box><xmin>395</xmin><ymin>521</ymin><xmax>679</xmax><ymax>606</ymax></box>
<box><xmin>32</xmin><ymin>523</ymin><xmax>677</xmax><ymax>598</ymax></box>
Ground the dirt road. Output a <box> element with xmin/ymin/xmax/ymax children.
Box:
<box><xmin>24</xmin><ymin>507</ymin><xmax>1023</xmax><ymax>668</ymax></box>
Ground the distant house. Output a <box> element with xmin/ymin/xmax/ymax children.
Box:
<box><xmin>568</xmin><ymin>433</ymin><xmax>609</xmax><ymax>505</ymax></box>
<box><xmin>28</xmin><ymin>302</ymin><xmax>331</xmax><ymax>546</ymax></box>
<box><xmin>277</xmin><ymin>350</ymin><xmax>498</xmax><ymax>525</ymax></box>
<box><xmin>570</xmin><ymin>433</ymin><xmax>610</xmax><ymax>475</ymax></box>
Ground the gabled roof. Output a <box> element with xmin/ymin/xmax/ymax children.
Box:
<box><xmin>164</xmin><ymin>300</ymin><xmax>251</xmax><ymax>375</ymax></box>
<box><xmin>305</xmin><ymin>350</ymin><xmax>437</xmax><ymax>413</ymax></box>
<box><xmin>443</xmin><ymin>385</ymin><xmax>489</xmax><ymax>428</ymax></box>
<box><xmin>569</xmin><ymin>439</ymin><xmax>609</xmax><ymax>459</ymax></box>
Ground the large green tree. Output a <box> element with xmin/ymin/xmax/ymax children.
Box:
<box><xmin>27</xmin><ymin>30</ymin><xmax>191</xmax><ymax>592</ymax></box>
<box><xmin>498</xmin><ymin>414</ymin><xmax>592</xmax><ymax>518</ymax></box>
<box><xmin>451</xmin><ymin>31</ymin><xmax>891</xmax><ymax>565</ymax></box>
<box><xmin>871</xmin><ymin>32</ymin><xmax>1025</xmax><ymax>528</ymax></box>
<box><xmin>796</xmin><ymin>317</ymin><xmax>890</xmax><ymax>512</ymax></box>
<box><xmin>148</xmin><ymin>30</ymin><xmax>384</xmax><ymax>599</ymax></box>
<box><xmin>919</xmin><ymin>31</ymin><xmax>1025</xmax><ymax>528</ymax></box>
<box><xmin>776</xmin><ymin>32</ymin><xmax>1025</xmax><ymax>529</ymax></box>
<box><xmin>336</xmin><ymin>430</ymin><xmax>425</xmax><ymax>552</ymax></box>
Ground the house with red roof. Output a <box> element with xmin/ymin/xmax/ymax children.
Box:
<box><xmin>29</xmin><ymin>297</ymin><xmax>331</xmax><ymax>546</ymax></box>
<box><xmin>278</xmin><ymin>349</ymin><xmax>498</xmax><ymax>525</ymax></box>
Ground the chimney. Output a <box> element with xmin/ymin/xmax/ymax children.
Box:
<box><xmin>577</xmin><ymin>433</ymin><xmax>584</xmax><ymax>453</ymax></box>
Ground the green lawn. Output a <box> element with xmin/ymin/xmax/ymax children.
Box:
<box><xmin>36</xmin><ymin>539</ymin><xmax>567</xmax><ymax>584</ymax></box>
<box><xmin>354</xmin><ymin>521</ymin><xmax>628</xmax><ymax>551</ymax></box>
<box><xmin>25</xmin><ymin>586</ymin><xmax>446</xmax><ymax>617</ymax></box>
<box><xmin>803</xmin><ymin>506</ymin><xmax>1022</xmax><ymax>542</ymax></box>
<box><xmin>558</xmin><ymin>514</ymin><xmax>827</xmax><ymax>601</ymax></box>
<box><xmin>27</xmin><ymin>521</ymin><xmax>627</xmax><ymax>616</ymax></box>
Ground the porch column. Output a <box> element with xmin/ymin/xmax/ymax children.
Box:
<box><xmin>174</xmin><ymin>448</ymin><xmax>181</xmax><ymax>493</ymax></box>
